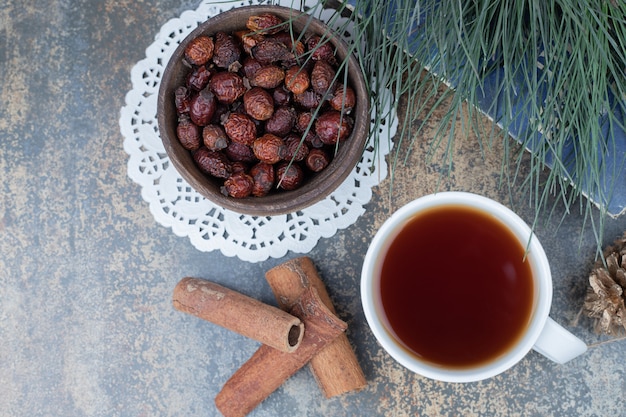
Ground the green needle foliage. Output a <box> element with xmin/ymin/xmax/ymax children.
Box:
<box><xmin>315</xmin><ymin>0</ymin><xmax>626</xmax><ymax>251</ymax></box>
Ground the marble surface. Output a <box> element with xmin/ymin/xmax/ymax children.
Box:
<box><xmin>1</xmin><ymin>1</ymin><xmax>626</xmax><ymax>416</ymax></box>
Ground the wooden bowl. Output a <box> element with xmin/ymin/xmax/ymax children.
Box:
<box><xmin>157</xmin><ymin>5</ymin><xmax>369</xmax><ymax>216</ymax></box>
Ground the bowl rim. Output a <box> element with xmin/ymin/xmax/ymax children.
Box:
<box><xmin>157</xmin><ymin>4</ymin><xmax>370</xmax><ymax>216</ymax></box>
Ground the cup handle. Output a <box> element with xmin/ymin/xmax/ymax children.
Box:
<box><xmin>532</xmin><ymin>317</ymin><xmax>587</xmax><ymax>364</ymax></box>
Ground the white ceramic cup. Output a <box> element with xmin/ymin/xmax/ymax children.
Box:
<box><xmin>361</xmin><ymin>192</ymin><xmax>587</xmax><ymax>383</ymax></box>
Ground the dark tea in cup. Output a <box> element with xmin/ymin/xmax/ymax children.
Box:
<box><xmin>379</xmin><ymin>204</ymin><xmax>534</xmax><ymax>368</ymax></box>
<box><xmin>362</xmin><ymin>192</ymin><xmax>587</xmax><ymax>382</ymax></box>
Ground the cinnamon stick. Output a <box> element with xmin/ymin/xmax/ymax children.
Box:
<box><xmin>215</xmin><ymin>286</ymin><xmax>347</xmax><ymax>417</ymax></box>
<box><xmin>265</xmin><ymin>256</ymin><xmax>367</xmax><ymax>397</ymax></box>
<box><xmin>172</xmin><ymin>277</ymin><xmax>304</xmax><ymax>353</ymax></box>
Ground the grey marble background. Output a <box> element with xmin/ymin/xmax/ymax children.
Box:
<box><xmin>1</xmin><ymin>1</ymin><xmax>625</xmax><ymax>416</ymax></box>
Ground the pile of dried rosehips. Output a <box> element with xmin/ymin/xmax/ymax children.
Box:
<box><xmin>173</xmin><ymin>13</ymin><xmax>357</xmax><ymax>199</ymax></box>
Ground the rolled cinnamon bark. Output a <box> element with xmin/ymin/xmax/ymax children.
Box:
<box><xmin>172</xmin><ymin>277</ymin><xmax>304</xmax><ymax>353</ymax></box>
<box><xmin>265</xmin><ymin>256</ymin><xmax>367</xmax><ymax>397</ymax></box>
<box><xmin>215</xmin><ymin>286</ymin><xmax>347</xmax><ymax>417</ymax></box>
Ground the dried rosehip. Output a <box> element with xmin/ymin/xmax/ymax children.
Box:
<box><xmin>276</xmin><ymin>161</ymin><xmax>305</xmax><ymax>190</ymax></box>
<box><xmin>284</xmin><ymin>65</ymin><xmax>310</xmax><ymax>95</ymax></box>
<box><xmin>241</xmin><ymin>56</ymin><xmax>263</xmax><ymax>79</ymax></box>
<box><xmin>310</xmin><ymin>61</ymin><xmax>336</xmax><ymax>95</ymax></box>
<box><xmin>294</xmin><ymin>111</ymin><xmax>313</xmax><ymax>133</ymax></box>
<box><xmin>272</xmin><ymin>32</ymin><xmax>305</xmax><ymax>57</ymax></box>
<box><xmin>306</xmin><ymin>35</ymin><xmax>336</xmax><ymax>64</ymax></box>
<box><xmin>187</xmin><ymin>65</ymin><xmax>212</xmax><ymax>91</ymax></box>
<box><xmin>249</xmin><ymin>65</ymin><xmax>285</xmax><ymax>89</ymax></box>
<box><xmin>223</xmin><ymin>112</ymin><xmax>257</xmax><ymax>145</ymax></box>
<box><xmin>305</xmin><ymin>148</ymin><xmax>330</xmax><ymax>172</ymax></box>
<box><xmin>209</xmin><ymin>72</ymin><xmax>246</xmax><ymax>104</ymax></box>
<box><xmin>193</xmin><ymin>147</ymin><xmax>231</xmax><ymax>179</ymax></box>
<box><xmin>283</xmin><ymin>133</ymin><xmax>309</xmax><ymax>162</ymax></box>
<box><xmin>175</xmin><ymin>86</ymin><xmax>191</xmax><ymax>114</ymax></box>
<box><xmin>202</xmin><ymin>124</ymin><xmax>229</xmax><ymax>151</ymax></box>
<box><xmin>252</xmin><ymin>37</ymin><xmax>292</xmax><ymax>65</ymax></box>
<box><xmin>292</xmin><ymin>40</ymin><xmax>306</xmax><ymax>59</ymax></box>
<box><xmin>224</xmin><ymin>141</ymin><xmax>256</xmax><ymax>163</ymax></box>
<box><xmin>237</xmin><ymin>30</ymin><xmax>263</xmax><ymax>55</ymax></box>
<box><xmin>253</xmin><ymin>133</ymin><xmax>285</xmax><ymax>164</ymax></box>
<box><xmin>315</xmin><ymin>111</ymin><xmax>353</xmax><ymax>145</ymax></box>
<box><xmin>293</xmin><ymin>90</ymin><xmax>322</xmax><ymax>109</ymax></box>
<box><xmin>222</xmin><ymin>172</ymin><xmax>254</xmax><ymax>198</ymax></box>
<box><xmin>243</xmin><ymin>87</ymin><xmax>275</xmax><ymax>121</ymax></box>
<box><xmin>184</xmin><ymin>35</ymin><xmax>214</xmax><ymax>66</ymax></box>
<box><xmin>246</xmin><ymin>13</ymin><xmax>285</xmax><ymax>35</ymax></box>
<box><xmin>272</xmin><ymin>85</ymin><xmax>291</xmax><ymax>106</ymax></box>
<box><xmin>189</xmin><ymin>87</ymin><xmax>217</xmax><ymax>126</ymax></box>
<box><xmin>176</xmin><ymin>114</ymin><xmax>201</xmax><ymax>150</ymax></box>
<box><xmin>213</xmin><ymin>32</ymin><xmax>241</xmax><ymax>69</ymax></box>
<box><xmin>249</xmin><ymin>162</ymin><xmax>275</xmax><ymax>197</ymax></box>
<box><xmin>265</xmin><ymin>106</ymin><xmax>295</xmax><ymax>137</ymax></box>
<box><xmin>329</xmin><ymin>84</ymin><xmax>356</xmax><ymax>113</ymax></box>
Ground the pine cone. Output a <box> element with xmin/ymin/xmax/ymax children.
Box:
<box><xmin>583</xmin><ymin>232</ymin><xmax>626</xmax><ymax>335</ymax></box>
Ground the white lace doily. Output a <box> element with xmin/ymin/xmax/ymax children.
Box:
<box><xmin>120</xmin><ymin>0</ymin><xmax>397</xmax><ymax>262</ymax></box>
